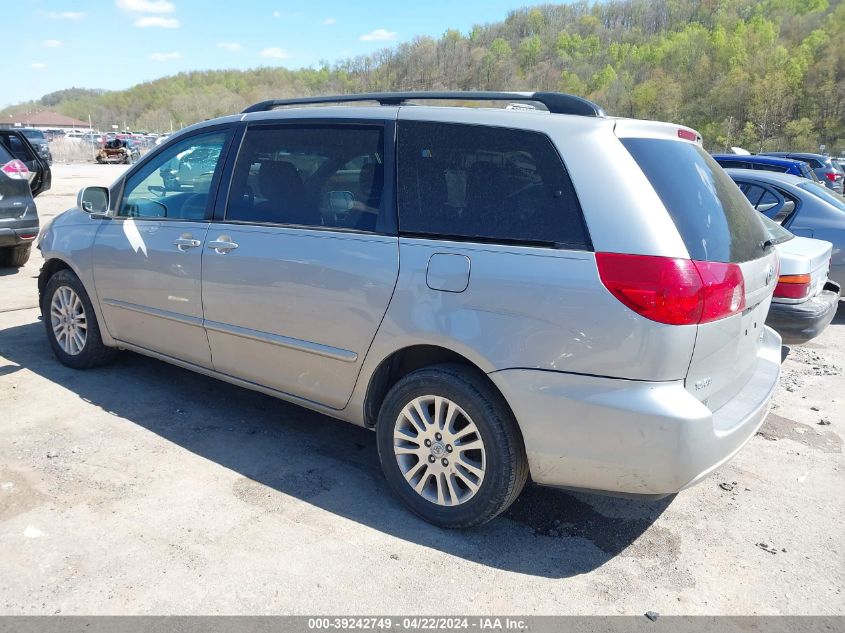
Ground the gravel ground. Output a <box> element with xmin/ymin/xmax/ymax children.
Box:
<box><xmin>0</xmin><ymin>164</ymin><xmax>843</xmax><ymax>615</ymax></box>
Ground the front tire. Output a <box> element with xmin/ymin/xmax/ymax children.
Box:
<box><xmin>376</xmin><ymin>364</ymin><xmax>528</xmax><ymax>528</ymax></box>
<box><xmin>0</xmin><ymin>244</ymin><xmax>31</xmax><ymax>268</ymax></box>
<box><xmin>42</xmin><ymin>269</ymin><xmax>117</xmax><ymax>369</ymax></box>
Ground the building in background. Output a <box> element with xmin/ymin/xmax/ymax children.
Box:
<box><xmin>1</xmin><ymin>110</ymin><xmax>90</xmax><ymax>132</ymax></box>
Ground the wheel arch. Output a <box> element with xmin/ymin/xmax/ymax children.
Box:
<box><xmin>361</xmin><ymin>344</ymin><xmax>514</xmax><ymax>430</ymax></box>
<box><xmin>38</xmin><ymin>255</ymin><xmax>116</xmax><ymax>347</ymax></box>
<box><xmin>38</xmin><ymin>257</ymin><xmax>73</xmax><ymax>302</ymax></box>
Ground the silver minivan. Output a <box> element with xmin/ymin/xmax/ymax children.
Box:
<box><xmin>37</xmin><ymin>92</ymin><xmax>781</xmax><ymax>527</ymax></box>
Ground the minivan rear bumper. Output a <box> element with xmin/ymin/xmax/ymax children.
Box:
<box><xmin>489</xmin><ymin>326</ymin><xmax>782</xmax><ymax>496</ymax></box>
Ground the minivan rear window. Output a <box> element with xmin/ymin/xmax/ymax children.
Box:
<box><xmin>622</xmin><ymin>138</ymin><xmax>770</xmax><ymax>263</ymax></box>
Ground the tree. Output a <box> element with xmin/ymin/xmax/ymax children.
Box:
<box><xmin>518</xmin><ymin>35</ymin><xmax>543</xmax><ymax>73</ymax></box>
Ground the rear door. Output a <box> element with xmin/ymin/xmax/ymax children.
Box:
<box><xmin>0</xmin><ymin>131</ymin><xmax>51</xmax><ymax>196</ymax></box>
<box><xmin>201</xmin><ymin>120</ymin><xmax>399</xmax><ymax>409</ymax></box>
<box><xmin>0</xmin><ymin>143</ymin><xmax>34</xmax><ymax>221</ymax></box>
<box><xmin>621</xmin><ymin>138</ymin><xmax>778</xmax><ymax>411</ymax></box>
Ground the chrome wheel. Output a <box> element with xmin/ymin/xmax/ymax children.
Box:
<box><xmin>393</xmin><ymin>395</ymin><xmax>486</xmax><ymax>506</ymax></box>
<box><xmin>50</xmin><ymin>286</ymin><xmax>87</xmax><ymax>356</ymax></box>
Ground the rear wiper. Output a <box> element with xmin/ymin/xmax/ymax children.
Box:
<box><xmin>761</xmin><ymin>238</ymin><xmax>776</xmax><ymax>250</ymax></box>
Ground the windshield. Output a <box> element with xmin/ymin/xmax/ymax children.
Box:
<box><xmin>758</xmin><ymin>213</ymin><xmax>793</xmax><ymax>244</ymax></box>
<box><xmin>797</xmin><ymin>181</ymin><xmax>845</xmax><ymax>212</ymax></box>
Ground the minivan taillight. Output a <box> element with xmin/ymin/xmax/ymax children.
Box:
<box><xmin>1</xmin><ymin>159</ymin><xmax>30</xmax><ymax>180</ymax></box>
<box><xmin>596</xmin><ymin>253</ymin><xmax>746</xmax><ymax>325</ymax></box>
<box><xmin>774</xmin><ymin>273</ymin><xmax>811</xmax><ymax>300</ymax></box>
<box><xmin>824</xmin><ymin>172</ymin><xmax>837</xmax><ymax>182</ymax></box>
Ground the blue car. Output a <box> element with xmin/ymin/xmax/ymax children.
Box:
<box><xmin>712</xmin><ymin>154</ymin><xmax>819</xmax><ymax>182</ymax></box>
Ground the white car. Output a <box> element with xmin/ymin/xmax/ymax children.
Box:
<box><xmin>762</xmin><ymin>214</ymin><xmax>840</xmax><ymax>343</ymax></box>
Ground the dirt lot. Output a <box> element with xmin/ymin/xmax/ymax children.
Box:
<box><xmin>1</xmin><ymin>164</ymin><xmax>843</xmax><ymax>615</ymax></box>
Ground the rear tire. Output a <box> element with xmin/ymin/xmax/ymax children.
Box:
<box><xmin>41</xmin><ymin>269</ymin><xmax>117</xmax><ymax>369</ymax></box>
<box><xmin>376</xmin><ymin>363</ymin><xmax>528</xmax><ymax>528</ymax></box>
<box><xmin>0</xmin><ymin>244</ymin><xmax>31</xmax><ymax>268</ymax></box>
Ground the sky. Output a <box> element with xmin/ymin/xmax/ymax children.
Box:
<box><xmin>5</xmin><ymin>0</ymin><xmax>538</xmax><ymax>107</ymax></box>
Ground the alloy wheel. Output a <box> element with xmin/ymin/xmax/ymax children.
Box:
<box><xmin>393</xmin><ymin>395</ymin><xmax>487</xmax><ymax>506</ymax></box>
<box><xmin>50</xmin><ymin>286</ymin><xmax>88</xmax><ymax>356</ymax></box>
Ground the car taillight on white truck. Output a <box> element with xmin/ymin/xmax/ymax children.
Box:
<box><xmin>773</xmin><ymin>273</ymin><xmax>811</xmax><ymax>300</ymax></box>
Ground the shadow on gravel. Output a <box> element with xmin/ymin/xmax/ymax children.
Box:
<box><xmin>0</xmin><ymin>319</ymin><xmax>673</xmax><ymax>578</ymax></box>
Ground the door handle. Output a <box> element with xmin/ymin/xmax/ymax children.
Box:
<box><xmin>207</xmin><ymin>238</ymin><xmax>239</xmax><ymax>253</ymax></box>
<box><xmin>173</xmin><ymin>237</ymin><xmax>201</xmax><ymax>250</ymax></box>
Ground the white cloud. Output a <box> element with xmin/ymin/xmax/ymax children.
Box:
<box><xmin>260</xmin><ymin>47</ymin><xmax>290</xmax><ymax>60</ymax></box>
<box><xmin>360</xmin><ymin>28</ymin><xmax>397</xmax><ymax>42</ymax></box>
<box><xmin>134</xmin><ymin>16</ymin><xmax>180</xmax><ymax>28</ymax></box>
<box><xmin>42</xmin><ymin>39</ymin><xmax>63</xmax><ymax>48</ymax></box>
<box><xmin>322</xmin><ymin>17</ymin><xmax>336</xmax><ymax>25</ymax></box>
<box><xmin>116</xmin><ymin>0</ymin><xmax>175</xmax><ymax>13</ymax></box>
<box><xmin>149</xmin><ymin>51</ymin><xmax>181</xmax><ymax>61</ymax></box>
<box><xmin>217</xmin><ymin>42</ymin><xmax>241</xmax><ymax>52</ymax></box>
<box><xmin>38</xmin><ymin>10</ymin><xmax>85</xmax><ymax>20</ymax></box>
<box><xmin>30</xmin><ymin>62</ymin><xmax>47</xmax><ymax>69</ymax></box>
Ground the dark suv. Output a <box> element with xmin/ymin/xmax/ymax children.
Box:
<box><xmin>17</xmin><ymin>128</ymin><xmax>53</xmax><ymax>165</ymax></box>
<box><xmin>0</xmin><ymin>129</ymin><xmax>51</xmax><ymax>266</ymax></box>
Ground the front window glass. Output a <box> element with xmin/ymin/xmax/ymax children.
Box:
<box><xmin>118</xmin><ymin>131</ymin><xmax>228</xmax><ymax>220</ymax></box>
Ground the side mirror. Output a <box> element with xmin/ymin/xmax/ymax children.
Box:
<box><xmin>327</xmin><ymin>190</ymin><xmax>354</xmax><ymax>214</ymax></box>
<box><xmin>77</xmin><ymin>186</ymin><xmax>110</xmax><ymax>216</ymax></box>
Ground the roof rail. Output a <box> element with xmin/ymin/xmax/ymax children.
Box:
<box><xmin>241</xmin><ymin>91</ymin><xmax>606</xmax><ymax>117</ymax></box>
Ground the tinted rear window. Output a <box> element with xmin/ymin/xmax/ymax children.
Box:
<box><xmin>21</xmin><ymin>129</ymin><xmax>45</xmax><ymax>140</ymax></box>
<box><xmin>0</xmin><ymin>143</ymin><xmax>12</xmax><ymax>163</ymax></box>
<box><xmin>398</xmin><ymin>121</ymin><xmax>589</xmax><ymax>249</ymax></box>
<box><xmin>622</xmin><ymin>138</ymin><xmax>769</xmax><ymax>263</ymax></box>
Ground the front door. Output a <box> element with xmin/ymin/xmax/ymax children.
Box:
<box><xmin>91</xmin><ymin>129</ymin><xmax>232</xmax><ymax>368</ymax></box>
<box><xmin>201</xmin><ymin>121</ymin><xmax>399</xmax><ymax>409</ymax></box>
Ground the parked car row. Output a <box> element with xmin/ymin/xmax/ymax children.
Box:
<box><xmin>714</xmin><ymin>151</ymin><xmax>845</xmax><ymax>194</ymax></box>
<box><xmin>11</xmin><ymin>91</ymin><xmax>845</xmax><ymax>528</ymax></box>
<box><xmin>762</xmin><ymin>152</ymin><xmax>844</xmax><ymax>194</ymax></box>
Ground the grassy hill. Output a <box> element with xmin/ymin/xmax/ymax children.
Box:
<box><xmin>4</xmin><ymin>0</ymin><xmax>844</xmax><ymax>152</ymax></box>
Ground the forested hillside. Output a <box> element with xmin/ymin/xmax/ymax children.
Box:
<box><xmin>4</xmin><ymin>0</ymin><xmax>844</xmax><ymax>152</ymax></box>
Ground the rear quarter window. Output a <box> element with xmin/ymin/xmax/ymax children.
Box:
<box><xmin>397</xmin><ymin>121</ymin><xmax>590</xmax><ymax>249</ymax></box>
<box><xmin>622</xmin><ymin>138</ymin><xmax>769</xmax><ymax>263</ymax></box>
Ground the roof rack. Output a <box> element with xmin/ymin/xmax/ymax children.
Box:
<box><xmin>241</xmin><ymin>91</ymin><xmax>606</xmax><ymax>117</ymax></box>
